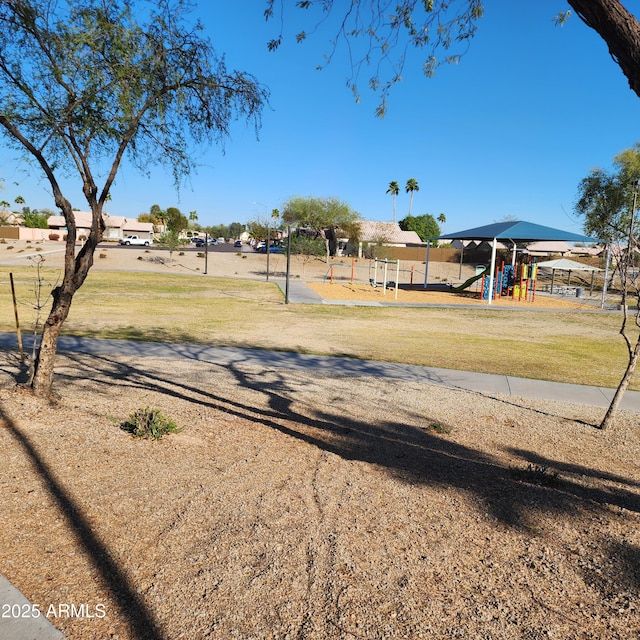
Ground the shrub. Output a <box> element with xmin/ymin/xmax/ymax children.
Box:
<box><xmin>425</xmin><ymin>421</ymin><xmax>452</xmax><ymax>434</ymax></box>
<box><xmin>99</xmin><ymin>253</ymin><xmax>107</xmax><ymax>259</ymax></box>
<box><xmin>509</xmin><ymin>463</ymin><xmax>560</xmax><ymax>487</ymax></box>
<box><xmin>6</xmin><ymin>245</ymin><xmax>14</xmax><ymax>250</ymax></box>
<box><xmin>120</xmin><ymin>407</ymin><xmax>181</xmax><ymax>440</ymax></box>
<box><xmin>49</xmin><ymin>233</ymin><xmax>60</xmax><ymax>241</ymax></box>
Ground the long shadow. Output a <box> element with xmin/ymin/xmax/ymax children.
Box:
<box><xmin>0</xmin><ymin>402</ymin><xmax>165</xmax><ymax>640</ymax></box>
<box><xmin>507</xmin><ymin>448</ymin><xmax>640</xmax><ymax>489</ymax></box>
<box><xmin>6</xmin><ymin>349</ymin><xmax>640</xmax><ymax>627</ymax></box>
<box><xmin>48</xmin><ymin>350</ymin><xmax>640</xmax><ymax>527</ymax></box>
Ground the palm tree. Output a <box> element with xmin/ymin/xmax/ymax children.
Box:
<box><xmin>405</xmin><ymin>178</ymin><xmax>419</xmax><ymax>216</ymax></box>
<box><xmin>386</xmin><ymin>181</ymin><xmax>400</xmax><ymax>223</ymax></box>
<box><xmin>437</xmin><ymin>212</ymin><xmax>446</xmax><ymax>229</ymax></box>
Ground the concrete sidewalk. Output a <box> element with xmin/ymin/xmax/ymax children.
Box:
<box><xmin>0</xmin><ymin>575</ymin><xmax>65</xmax><ymax>639</ymax></box>
<box><xmin>2</xmin><ymin>332</ymin><xmax>639</xmax><ymax>412</ymax></box>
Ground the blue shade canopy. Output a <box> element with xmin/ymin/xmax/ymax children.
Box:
<box><xmin>438</xmin><ymin>221</ymin><xmax>599</xmax><ymax>244</ymax></box>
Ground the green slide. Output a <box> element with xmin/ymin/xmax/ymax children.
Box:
<box><xmin>451</xmin><ymin>267</ymin><xmax>488</xmax><ymax>292</ymax></box>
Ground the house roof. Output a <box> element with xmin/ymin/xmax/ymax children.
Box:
<box><xmin>123</xmin><ymin>220</ymin><xmax>154</xmax><ymax>233</ymax></box>
<box><xmin>525</xmin><ymin>241</ymin><xmax>574</xmax><ymax>254</ymax></box>
<box><xmin>104</xmin><ymin>215</ymin><xmax>127</xmax><ymax>228</ymax></box>
<box><xmin>359</xmin><ymin>221</ymin><xmax>423</xmax><ymax>244</ymax></box>
<box><xmin>47</xmin><ymin>211</ymin><xmax>95</xmax><ymax>228</ymax></box>
<box><xmin>439</xmin><ymin>220</ymin><xmax>599</xmax><ymax>244</ymax></box>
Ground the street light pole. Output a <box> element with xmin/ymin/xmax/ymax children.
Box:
<box><xmin>285</xmin><ymin>224</ymin><xmax>291</xmax><ymax>304</ymax></box>
<box><xmin>252</xmin><ymin>201</ymin><xmax>269</xmax><ymax>281</ymax></box>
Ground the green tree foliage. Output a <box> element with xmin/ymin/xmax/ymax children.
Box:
<box><xmin>228</xmin><ymin>222</ymin><xmax>244</xmax><ymax>239</ymax></box>
<box><xmin>22</xmin><ymin>211</ymin><xmax>49</xmax><ymax>228</ymax></box>
<box><xmin>157</xmin><ymin>230</ymin><xmax>182</xmax><ymax>257</ymax></box>
<box><xmin>289</xmin><ymin>233</ymin><xmax>326</xmax><ymax>258</ymax></box>
<box><xmin>165</xmin><ymin>207</ymin><xmax>189</xmax><ymax>233</ymax></box>
<box><xmin>574</xmin><ymin>141</ymin><xmax>640</xmax><ymax>429</ymax></box>
<box><xmin>575</xmin><ymin>169</ymin><xmax>628</xmax><ymax>244</ymax></box>
<box><xmin>399</xmin><ymin>213</ymin><xmax>440</xmax><ymax>242</ymax></box>
<box><xmin>281</xmin><ymin>196</ymin><xmax>361</xmax><ymax>257</ymax></box>
<box><xmin>266</xmin><ymin>2</ymin><xmax>640</xmax><ymax>117</ymax></box>
<box><xmin>0</xmin><ymin>0</ymin><xmax>267</xmax><ymax>397</ymax></box>
<box><xmin>574</xmin><ymin>143</ymin><xmax>640</xmax><ymax>244</ymax></box>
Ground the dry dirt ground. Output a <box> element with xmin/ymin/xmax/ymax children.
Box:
<box><xmin>1</xmin><ymin>241</ymin><xmax>639</xmax><ymax>640</ymax></box>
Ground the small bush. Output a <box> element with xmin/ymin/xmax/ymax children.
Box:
<box><xmin>49</xmin><ymin>233</ymin><xmax>60</xmax><ymax>241</ymax></box>
<box><xmin>137</xmin><ymin>256</ymin><xmax>143</xmax><ymax>260</ymax></box>
<box><xmin>425</xmin><ymin>421</ymin><xmax>452</xmax><ymax>434</ymax></box>
<box><xmin>6</xmin><ymin>245</ymin><xmax>14</xmax><ymax>250</ymax></box>
<box><xmin>179</xmin><ymin>251</ymin><xmax>185</xmax><ymax>256</ymax></box>
<box><xmin>99</xmin><ymin>253</ymin><xmax>107</xmax><ymax>259</ymax></box>
<box><xmin>120</xmin><ymin>407</ymin><xmax>181</xmax><ymax>440</ymax></box>
<box><xmin>510</xmin><ymin>463</ymin><xmax>560</xmax><ymax>487</ymax></box>
<box><xmin>197</xmin><ymin>252</ymin><xmax>204</xmax><ymax>258</ymax></box>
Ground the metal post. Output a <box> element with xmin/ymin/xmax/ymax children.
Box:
<box><xmin>204</xmin><ymin>232</ymin><xmax>208</xmax><ymax>275</ymax></box>
<box><xmin>266</xmin><ymin>224</ymin><xmax>270</xmax><ymax>282</ymax></box>
<box><xmin>285</xmin><ymin>224</ymin><xmax>291</xmax><ymax>304</ymax></box>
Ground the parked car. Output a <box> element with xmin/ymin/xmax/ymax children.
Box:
<box><xmin>119</xmin><ymin>235</ymin><xmax>152</xmax><ymax>246</ymax></box>
<box><xmin>193</xmin><ymin>238</ymin><xmax>206</xmax><ymax>247</ymax></box>
<box><xmin>254</xmin><ymin>241</ymin><xmax>266</xmax><ymax>251</ymax></box>
<box><xmin>259</xmin><ymin>244</ymin><xmax>285</xmax><ymax>254</ymax></box>
<box><xmin>234</xmin><ymin>240</ymin><xmax>242</xmax><ymax>248</ymax></box>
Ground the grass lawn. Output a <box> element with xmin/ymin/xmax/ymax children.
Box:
<box><xmin>2</xmin><ymin>267</ymin><xmax>637</xmax><ymax>390</ymax></box>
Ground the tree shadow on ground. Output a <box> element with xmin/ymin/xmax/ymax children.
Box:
<box><xmin>4</xmin><ymin>348</ymin><xmax>640</xmax><ymax>632</ymax></box>
<box><xmin>49</xmin><ymin>351</ymin><xmax>640</xmax><ymax>529</ymax></box>
<box><xmin>0</xmin><ymin>401</ymin><xmax>165</xmax><ymax>640</ymax></box>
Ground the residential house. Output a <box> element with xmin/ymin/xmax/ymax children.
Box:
<box><xmin>47</xmin><ymin>211</ymin><xmax>154</xmax><ymax>241</ymax></box>
<box><xmin>352</xmin><ymin>221</ymin><xmax>423</xmax><ymax>257</ymax></box>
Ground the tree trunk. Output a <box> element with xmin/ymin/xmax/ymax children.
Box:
<box><xmin>28</xmin><ymin>198</ymin><xmax>102</xmax><ymax>398</ymax></box>
<box><xmin>30</xmin><ymin>287</ymin><xmax>74</xmax><ymax>399</ymax></box>
<box><xmin>600</xmin><ymin>335</ymin><xmax>640</xmax><ymax>429</ymax></box>
<box><xmin>568</xmin><ymin>0</ymin><xmax>640</xmax><ymax>99</ymax></box>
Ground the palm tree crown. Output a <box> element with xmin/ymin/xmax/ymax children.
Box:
<box><xmin>386</xmin><ymin>180</ymin><xmax>400</xmax><ymax>223</ymax></box>
<box><xmin>405</xmin><ymin>178</ymin><xmax>419</xmax><ymax>216</ymax></box>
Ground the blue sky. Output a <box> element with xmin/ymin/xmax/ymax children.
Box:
<box><xmin>2</xmin><ymin>1</ymin><xmax>640</xmax><ymax>235</ymax></box>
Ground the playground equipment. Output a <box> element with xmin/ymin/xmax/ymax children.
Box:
<box><xmin>324</xmin><ymin>258</ymin><xmax>414</xmax><ymax>300</ymax></box>
<box><xmin>371</xmin><ymin>258</ymin><xmax>400</xmax><ymax>299</ymax></box>
<box><xmin>479</xmin><ymin>261</ymin><xmax>539</xmax><ymax>302</ymax></box>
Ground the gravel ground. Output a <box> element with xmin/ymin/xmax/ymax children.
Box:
<box><xmin>1</xmin><ymin>240</ymin><xmax>638</xmax><ymax>640</ymax></box>
<box><xmin>1</xmin><ymin>350</ymin><xmax>640</xmax><ymax>640</ymax></box>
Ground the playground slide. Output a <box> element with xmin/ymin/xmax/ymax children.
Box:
<box><xmin>451</xmin><ymin>267</ymin><xmax>488</xmax><ymax>292</ymax></box>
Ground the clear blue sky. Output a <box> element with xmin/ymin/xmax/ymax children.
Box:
<box><xmin>2</xmin><ymin>1</ymin><xmax>640</xmax><ymax>236</ymax></box>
